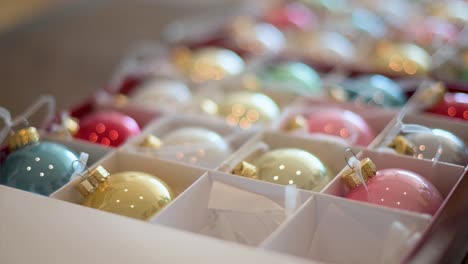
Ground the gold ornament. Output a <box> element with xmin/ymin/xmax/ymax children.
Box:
<box><xmin>374</xmin><ymin>41</ymin><xmax>431</xmax><ymax>76</ymax></box>
<box><xmin>232</xmin><ymin>148</ymin><xmax>333</xmax><ymax>191</ymax></box>
<box><xmin>341</xmin><ymin>157</ymin><xmax>377</xmax><ymax>189</ymax></box>
<box><xmin>174</xmin><ymin>47</ymin><xmax>245</xmax><ymax>83</ymax></box>
<box><xmin>218</xmin><ymin>91</ymin><xmax>280</xmax><ymax>129</ymax></box>
<box><xmin>63</xmin><ymin>116</ymin><xmax>80</xmax><ymax>136</ymax></box>
<box><xmin>77</xmin><ymin>166</ymin><xmax>174</xmax><ymax>221</ymax></box>
<box><xmin>413</xmin><ymin>82</ymin><xmax>446</xmax><ymax>110</ymax></box>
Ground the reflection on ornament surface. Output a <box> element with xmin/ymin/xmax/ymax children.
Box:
<box><xmin>346</xmin><ymin>168</ymin><xmax>443</xmax><ymax>215</ymax></box>
<box><xmin>218</xmin><ymin>92</ymin><xmax>280</xmax><ymax>129</ymax></box>
<box><xmin>241</xmin><ymin>148</ymin><xmax>333</xmax><ymax>191</ymax></box>
<box><xmin>76</xmin><ymin>111</ymin><xmax>141</xmax><ymax>147</ymax></box>
<box><xmin>307</xmin><ymin>109</ymin><xmax>375</xmax><ymax>146</ymax></box>
<box><xmin>375</xmin><ymin>42</ymin><xmax>431</xmax><ymax>76</ymax></box>
<box><xmin>429</xmin><ymin>92</ymin><xmax>468</xmax><ymax>121</ymax></box>
<box><xmin>81</xmin><ymin>170</ymin><xmax>173</xmax><ymax>220</ymax></box>
<box><xmin>1</xmin><ymin>141</ymin><xmax>78</xmax><ymax>196</ymax></box>
<box><xmin>130</xmin><ymin>79</ymin><xmax>191</xmax><ymax>109</ymax></box>
<box><xmin>159</xmin><ymin>127</ymin><xmax>232</xmax><ymax>168</ymax></box>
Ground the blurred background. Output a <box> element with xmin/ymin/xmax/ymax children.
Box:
<box><xmin>0</xmin><ymin>0</ymin><xmax>242</xmax><ymax>116</ymax></box>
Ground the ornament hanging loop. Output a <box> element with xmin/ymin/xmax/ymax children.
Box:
<box><xmin>72</xmin><ymin>159</ymin><xmax>91</xmax><ymax>177</ymax></box>
<box><xmin>344</xmin><ymin>148</ymin><xmax>359</xmax><ymax>169</ymax></box>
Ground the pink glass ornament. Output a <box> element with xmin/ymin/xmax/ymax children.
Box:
<box><xmin>428</xmin><ymin>92</ymin><xmax>468</xmax><ymax>121</ymax></box>
<box><xmin>263</xmin><ymin>3</ymin><xmax>317</xmax><ymax>30</ymax></box>
<box><xmin>346</xmin><ymin>169</ymin><xmax>443</xmax><ymax>215</ymax></box>
<box><xmin>75</xmin><ymin>111</ymin><xmax>141</xmax><ymax>147</ymax></box>
<box><xmin>307</xmin><ymin>109</ymin><xmax>375</xmax><ymax>146</ymax></box>
<box><xmin>406</xmin><ymin>17</ymin><xmax>457</xmax><ymax>46</ymax></box>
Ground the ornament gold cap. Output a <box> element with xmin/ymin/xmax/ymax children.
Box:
<box><xmin>63</xmin><ymin>116</ymin><xmax>80</xmax><ymax>136</ymax></box>
<box><xmin>232</xmin><ymin>161</ymin><xmax>258</xmax><ymax>179</ymax></box>
<box><xmin>415</xmin><ymin>82</ymin><xmax>446</xmax><ymax>109</ymax></box>
<box><xmin>284</xmin><ymin>115</ymin><xmax>307</xmax><ymax>131</ymax></box>
<box><xmin>172</xmin><ymin>46</ymin><xmax>193</xmax><ymax>73</ymax></box>
<box><xmin>76</xmin><ymin>166</ymin><xmax>111</xmax><ymax>196</ymax></box>
<box><xmin>114</xmin><ymin>94</ymin><xmax>129</xmax><ymax>108</ymax></box>
<box><xmin>341</xmin><ymin>157</ymin><xmax>377</xmax><ymax>189</ymax></box>
<box><xmin>139</xmin><ymin>134</ymin><xmax>162</xmax><ymax>149</ymax></box>
<box><xmin>8</xmin><ymin>126</ymin><xmax>40</xmax><ymax>151</ymax></box>
<box><xmin>388</xmin><ymin>135</ymin><xmax>415</xmax><ymax>156</ymax></box>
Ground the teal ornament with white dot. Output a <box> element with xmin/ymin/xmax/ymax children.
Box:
<box><xmin>260</xmin><ymin>62</ymin><xmax>322</xmax><ymax>95</ymax></box>
<box><xmin>341</xmin><ymin>75</ymin><xmax>407</xmax><ymax>108</ymax></box>
<box><xmin>1</xmin><ymin>141</ymin><xmax>78</xmax><ymax>196</ymax></box>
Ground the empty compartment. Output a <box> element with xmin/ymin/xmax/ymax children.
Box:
<box><xmin>151</xmin><ymin>171</ymin><xmax>312</xmax><ymax>246</ymax></box>
<box><xmin>261</xmin><ymin>193</ymin><xmax>431</xmax><ymax>264</ymax></box>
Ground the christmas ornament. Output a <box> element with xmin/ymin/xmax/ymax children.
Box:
<box><xmin>75</xmin><ymin>111</ymin><xmax>141</xmax><ymax>147</ymax></box>
<box><xmin>301</xmin><ymin>109</ymin><xmax>375</xmax><ymax>146</ymax></box>
<box><xmin>374</xmin><ymin>41</ymin><xmax>431</xmax><ymax>76</ymax></box>
<box><xmin>139</xmin><ymin>127</ymin><xmax>232</xmax><ymax>168</ymax></box>
<box><xmin>173</xmin><ymin>47</ymin><xmax>245</xmax><ymax>83</ymax></box>
<box><xmin>405</xmin><ymin>17</ymin><xmax>457</xmax><ymax>47</ymax></box>
<box><xmin>1</xmin><ymin>127</ymin><xmax>78</xmax><ymax>196</ymax></box>
<box><xmin>342</xmin><ymin>156</ymin><xmax>443</xmax><ymax>215</ymax></box>
<box><xmin>259</xmin><ymin>62</ymin><xmax>322</xmax><ymax>95</ymax></box>
<box><xmin>263</xmin><ymin>2</ymin><xmax>317</xmax><ymax>30</ymax></box>
<box><xmin>229</xmin><ymin>18</ymin><xmax>286</xmax><ymax>55</ymax></box>
<box><xmin>293</xmin><ymin>31</ymin><xmax>356</xmax><ymax>65</ymax></box>
<box><xmin>232</xmin><ymin>148</ymin><xmax>333</xmax><ymax>191</ymax></box>
<box><xmin>76</xmin><ymin>166</ymin><xmax>174</xmax><ymax>220</ymax></box>
<box><xmin>428</xmin><ymin>92</ymin><xmax>468</xmax><ymax>121</ymax></box>
<box><xmin>350</xmin><ymin>8</ymin><xmax>387</xmax><ymax>38</ymax></box>
<box><xmin>130</xmin><ymin>78</ymin><xmax>191</xmax><ymax>109</ymax></box>
<box><xmin>216</xmin><ymin>91</ymin><xmax>280</xmax><ymax>129</ymax></box>
<box><xmin>330</xmin><ymin>75</ymin><xmax>407</xmax><ymax>108</ymax></box>
<box><xmin>388</xmin><ymin>129</ymin><xmax>468</xmax><ymax>165</ymax></box>
<box><xmin>429</xmin><ymin>0</ymin><xmax>468</xmax><ymax>25</ymax></box>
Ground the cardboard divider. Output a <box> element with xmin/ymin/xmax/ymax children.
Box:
<box><xmin>322</xmin><ymin>149</ymin><xmax>465</xmax><ymax>205</ymax></box>
<box><xmin>261</xmin><ymin>193</ymin><xmax>431</xmax><ymax>264</ymax></box>
<box><xmin>50</xmin><ymin>151</ymin><xmax>207</xmax><ymax>206</ymax></box>
<box><xmin>151</xmin><ymin>170</ymin><xmax>312</xmax><ymax>246</ymax></box>
<box><xmin>124</xmin><ymin>114</ymin><xmax>256</xmax><ymax>169</ymax></box>
<box><xmin>272</xmin><ymin>98</ymin><xmax>398</xmax><ymax>147</ymax></box>
<box><xmin>219</xmin><ymin>131</ymin><xmax>361</xmax><ymax>185</ymax></box>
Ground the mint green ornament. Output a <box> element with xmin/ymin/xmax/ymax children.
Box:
<box><xmin>260</xmin><ymin>62</ymin><xmax>322</xmax><ymax>95</ymax></box>
<box><xmin>1</xmin><ymin>127</ymin><xmax>78</xmax><ymax>196</ymax></box>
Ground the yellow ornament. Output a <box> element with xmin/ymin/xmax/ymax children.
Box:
<box><xmin>374</xmin><ymin>41</ymin><xmax>431</xmax><ymax>76</ymax></box>
<box><xmin>175</xmin><ymin>47</ymin><xmax>245</xmax><ymax>83</ymax></box>
<box><xmin>233</xmin><ymin>148</ymin><xmax>333</xmax><ymax>191</ymax></box>
<box><xmin>217</xmin><ymin>91</ymin><xmax>280</xmax><ymax>129</ymax></box>
<box><xmin>76</xmin><ymin>166</ymin><xmax>174</xmax><ymax>221</ymax></box>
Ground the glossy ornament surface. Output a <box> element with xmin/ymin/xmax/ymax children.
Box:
<box><xmin>263</xmin><ymin>2</ymin><xmax>317</xmax><ymax>30</ymax></box>
<box><xmin>406</xmin><ymin>129</ymin><xmax>468</xmax><ymax>165</ymax></box>
<box><xmin>374</xmin><ymin>42</ymin><xmax>431</xmax><ymax>76</ymax></box>
<box><xmin>159</xmin><ymin>127</ymin><xmax>232</xmax><ymax>168</ymax></box>
<box><xmin>80</xmin><ymin>170</ymin><xmax>173</xmax><ymax>220</ymax></box>
<box><xmin>218</xmin><ymin>92</ymin><xmax>280</xmax><ymax>129</ymax></box>
<box><xmin>307</xmin><ymin>109</ymin><xmax>375</xmax><ymax>146</ymax></box>
<box><xmin>428</xmin><ymin>92</ymin><xmax>468</xmax><ymax>121</ymax></box>
<box><xmin>237</xmin><ymin>148</ymin><xmax>332</xmax><ymax>191</ymax></box>
<box><xmin>1</xmin><ymin>141</ymin><xmax>78</xmax><ymax>196</ymax></box>
<box><xmin>338</xmin><ymin>75</ymin><xmax>407</xmax><ymax>108</ymax></box>
<box><xmin>346</xmin><ymin>168</ymin><xmax>443</xmax><ymax>215</ymax></box>
<box><xmin>229</xmin><ymin>20</ymin><xmax>286</xmax><ymax>55</ymax></box>
<box><xmin>130</xmin><ymin>79</ymin><xmax>191</xmax><ymax>109</ymax></box>
<box><xmin>178</xmin><ymin>47</ymin><xmax>245</xmax><ymax>83</ymax></box>
<box><xmin>260</xmin><ymin>62</ymin><xmax>322</xmax><ymax>95</ymax></box>
<box><xmin>75</xmin><ymin>111</ymin><xmax>141</xmax><ymax>147</ymax></box>
<box><xmin>294</xmin><ymin>31</ymin><xmax>356</xmax><ymax>64</ymax></box>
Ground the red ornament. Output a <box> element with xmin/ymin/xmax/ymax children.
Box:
<box><xmin>428</xmin><ymin>92</ymin><xmax>468</xmax><ymax>121</ymax></box>
<box><xmin>264</xmin><ymin>3</ymin><xmax>317</xmax><ymax>31</ymax></box>
<box><xmin>75</xmin><ymin>111</ymin><xmax>141</xmax><ymax>147</ymax></box>
<box><xmin>346</xmin><ymin>169</ymin><xmax>443</xmax><ymax>215</ymax></box>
